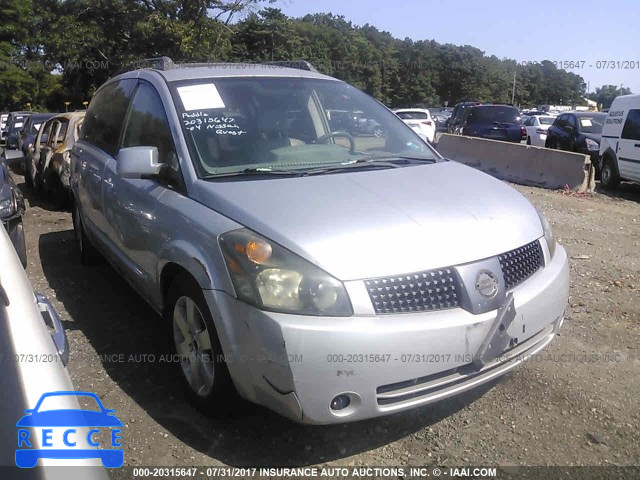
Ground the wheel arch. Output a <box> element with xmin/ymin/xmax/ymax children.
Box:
<box><xmin>157</xmin><ymin>240</ymin><xmax>234</xmax><ymax>312</ymax></box>
<box><xmin>601</xmin><ymin>147</ymin><xmax>620</xmax><ymax>176</ymax></box>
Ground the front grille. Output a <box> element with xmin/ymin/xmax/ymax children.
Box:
<box><xmin>365</xmin><ymin>268</ymin><xmax>461</xmax><ymax>314</ymax></box>
<box><xmin>499</xmin><ymin>240</ymin><xmax>543</xmax><ymax>290</ymax></box>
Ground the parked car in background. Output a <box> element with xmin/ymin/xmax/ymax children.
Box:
<box><xmin>545</xmin><ymin>112</ymin><xmax>607</xmax><ymax>176</ymax></box>
<box><xmin>19</xmin><ymin>112</ymin><xmax>56</xmax><ymax>155</ymax></box>
<box><xmin>521</xmin><ymin>110</ymin><xmax>549</xmax><ymax>117</ymax></box>
<box><xmin>454</xmin><ymin>104</ymin><xmax>525</xmax><ymax>143</ymax></box>
<box><xmin>327</xmin><ymin>109</ymin><xmax>383</xmax><ymax>137</ymax></box>
<box><xmin>432</xmin><ymin>112</ymin><xmax>450</xmax><ymax>132</ymax></box>
<box><xmin>598</xmin><ymin>93</ymin><xmax>640</xmax><ymax>189</ymax></box>
<box><xmin>4</xmin><ymin>112</ymin><xmax>32</xmax><ymax>150</ymax></box>
<box><xmin>393</xmin><ymin>108</ymin><xmax>436</xmax><ymax>143</ymax></box>
<box><xmin>70</xmin><ymin>60</ymin><xmax>568</xmax><ymax>425</ymax></box>
<box><xmin>32</xmin><ymin>111</ymin><xmax>85</xmax><ymax>207</ymax></box>
<box><xmin>0</xmin><ymin>112</ymin><xmax>8</xmax><ymax>141</ymax></box>
<box><xmin>0</xmin><ymin>152</ymin><xmax>26</xmax><ymax>267</ymax></box>
<box><xmin>447</xmin><ymin>101</ymin><xmax>481</xmax><ymax>133</ymax></box>
<box><xmin>522</xmin><ymin>115</ymin><xmax>557</xmax><ymax>146</ymax></box>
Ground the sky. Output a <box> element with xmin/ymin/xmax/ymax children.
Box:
<box><xmin>276</xmin><ymin>0</ymin><xmax>640</xmax><ymax>95</ymax></box>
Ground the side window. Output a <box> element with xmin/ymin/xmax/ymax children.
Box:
<box><xmin>46</xmin><ymin>121</ymin><xmax>61</xmax><ymax>148</ymax></box>
<box><xmin>566</xmin><ymin>115</ymin><xmax>577</xmax><ymax>128</ymax></box>
<box><xmin>122</xmin><ymin>82</ymin><xmax>176</xmax><ymax>164</ymax></box>
<box><xmin>555</xmin><ymin>115</ymin><xmax>567</xmax><ymax>128</ymax></box>
<box><xmin>621</xmin><ymin>109</ymin><xmax>640</xmax><ymax>140</ymax></box>
<box><xmin>82</xmin><ymin>79</ymin><xmax>136</xmax><ymax>156</ymax></box>
<box><xmin>39</xmin><ymin>120</ymin><xmax>53</xmax><ymax>145</ymax></box>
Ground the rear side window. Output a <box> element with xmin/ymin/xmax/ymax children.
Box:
<box><xmin>621</xmin><ymin>109</ymin><xmax>640</xmax><ymax>140</ymax></box>
<box><xmin>82</xmin><ymin>79</ymin><xmax>136</xmax><ymax>156</ymax></box>
<box><xmin>122</xmin><ymin>82</ymin><xmax>176</xmax><ymax>164</ymax></box>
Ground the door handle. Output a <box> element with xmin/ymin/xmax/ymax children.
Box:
<box><xmin>104</xmin><ymin>178</ymin><xmax>114</xmax><ymax>188</ymax></box>
<box><xmin>92</xmin><ymin>172</ymin><xmax>101</xmax><ymax>180</ymax></box>
<box><xmin>80</xmin><ymin>160</ymin><xmax>87</xmax><ymax>169</ymax></box>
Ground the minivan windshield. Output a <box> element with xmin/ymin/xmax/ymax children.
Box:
<box><xmin>170</xmin><ymin>77</ymin><xmax>438</xmax><ymax>177</ymax></box>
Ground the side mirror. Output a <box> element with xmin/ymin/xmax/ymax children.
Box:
<box><xmin>117</xmin><ymin>146</ymin><xmax>162</xmax><ymax>179</ymax></box>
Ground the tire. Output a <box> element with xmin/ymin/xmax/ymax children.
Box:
<box><xmin>47</xmin><ymin>173</ymin><xmax>69</xmax><ymax>210</ymax></box>
<box><xmin>526</xmin><ymin>136</ymin><xmax>531</xmax><ymax>146</ymax></box>
<box><xmin>164</xmin><ymin>273</ymin><xmax>235</xmax><ymax>415</ymax></box>
<box><xmin>72</xmin><ymin>199</ymin><xmax>102</xmax><ymax>265</ymax></box>
<box><xmin>34</xmin><ymin>169</ymin><xmax>44</xmax><ymax>193</ymax></box>
<box><xmin>24</xmin><ymin>159</ymin><xmax>33</xmax><ymax>188</ymax></box>
<box><xmin>600</xmin><ymin>156</ymin><xmax>621</xmax><ymax>190</ymax></box>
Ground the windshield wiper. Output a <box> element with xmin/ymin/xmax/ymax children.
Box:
<box><xmin>300</xmin><ymin>156</ymin><xmax>436</xmax><ymax>176</ymax></box>
<box><xmin>201</xmin><ymin>167</ymin><xmax>304</xmax><ymax>179</ymax></box>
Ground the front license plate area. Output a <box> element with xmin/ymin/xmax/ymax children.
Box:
<box><xmin>471</xmin><ymin>293</ymin><xmax>517</xmax><ymax>368</ymax></box>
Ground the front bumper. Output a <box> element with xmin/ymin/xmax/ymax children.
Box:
<box><xmin>204</xmin><ymin>245</ymin><xmax>569</xmax><ymax>424</ymax></box>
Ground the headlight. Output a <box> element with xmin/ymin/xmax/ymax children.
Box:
<box><xmin>219</xmin><ymin>228</ymin><xmax>353</xmax><ymax>316</ymax></box>
<box><xmin>585</xmin><ymin>138</ymin><xmax>599</xmax><ymax>151</ymax></box>
<box><xmin>0</xmin><ymin>184</ymin><xmax>16</xmax><ymax>219</ymax></box>
<box><xmin>536</xmin><ymin>208</ymin><xmax>556</xmax><ymax>259</ymax></box>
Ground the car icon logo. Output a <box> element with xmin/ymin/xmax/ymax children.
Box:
<box><xmin>15</xmin><ymin>391</ymin><xmax>124</xmax><ymax>468</ymax></box>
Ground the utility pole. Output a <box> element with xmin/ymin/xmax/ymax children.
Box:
<box><xmin>511</xmin><ymin>71</ymin><xmax>516</xmax><ymax>104</ymax></box>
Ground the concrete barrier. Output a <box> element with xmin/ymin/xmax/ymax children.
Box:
<box><xmin>436</xmin><ymin>134</ymin><xmax>595</xmax><ymax>192</ymax></box>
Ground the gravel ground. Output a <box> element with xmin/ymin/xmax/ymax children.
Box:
<box><xmin>11</xmin><ymin>168</ymin><xmax>640</xmax><ymax>473</ymax></box>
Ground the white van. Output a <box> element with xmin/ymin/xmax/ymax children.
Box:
<box><xmin>599</xmin><ymin>94</ymin><xmax>640</xmax><ymax>188</ymax></box>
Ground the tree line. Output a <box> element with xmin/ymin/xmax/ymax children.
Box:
<box><xmin>0</xmin><ymin>0</ymin><xmax>632</xmax><ymax>112</ymax></box>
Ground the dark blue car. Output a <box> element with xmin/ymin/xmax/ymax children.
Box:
<box><xmin>455</xmin><ymin>104</ymin><xmax>525</xmax><ymax>143</ymax></box>
<box><xmin>15</xmin><ymin>391</ymin><xmax>123</xmax><ymax>468</ymax></box>
<box><xmin>0</xmin><ymin>153</ymin><xmax>26</xmax><ymax>266</ymax></box>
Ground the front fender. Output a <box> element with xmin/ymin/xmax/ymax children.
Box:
<box><xmin>156</xmin><ymin>239</ymin><xmax>235</xmax><ymax>302</ymax></box>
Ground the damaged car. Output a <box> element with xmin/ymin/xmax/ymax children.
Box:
<box><xmin>71</xmin><ymin>59</ymin><xmax>569</xmax><ymax>424</ymax></box>
<box><xmin>32</xmin><ymin>111</ymin><xmax>85</xmax><ymax>207</ymax></box>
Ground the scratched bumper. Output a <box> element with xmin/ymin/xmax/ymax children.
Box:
<box><xmin>204</xmin><ymin>245</ymin><xmax>568</xmax><ymax>424</ymax></box>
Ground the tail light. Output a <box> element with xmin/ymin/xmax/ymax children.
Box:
<box><xmin>421</xmin><ymin>121</ymin><xmax>433</xmax><ymax>127</ymax></box>
<box><xmin>520</xmin><ymin>126</ymin><xmax>527</xmax><ymax>137</ymax></box>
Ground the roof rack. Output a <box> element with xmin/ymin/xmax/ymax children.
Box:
<box><xmin>116</xmin><ymin>56</ymin><xmax>175</xmax><ymax>75</ymax></box>
<box><xmin>116</xmin><ymin>57</ymin><xmax>319</xmax><ymax>75</ymax></box>
<box><xmin>263</xmin><ymin>60</ymin><xmax>318</xmax><ymax>72</ymax></box>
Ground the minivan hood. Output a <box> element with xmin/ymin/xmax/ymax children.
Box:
<box><xmin>194</xmin><ymin>162</ymin><xmax>543</xmax><ymax>280</ymax></box>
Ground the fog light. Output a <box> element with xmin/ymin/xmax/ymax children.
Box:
<box><xmin>330</xmin><ymin>395</ymin><xmax>351</xmax><ymax>411</ymax></box>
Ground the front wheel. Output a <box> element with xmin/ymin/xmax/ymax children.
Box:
<box><xmin>164</xmin><ymin>273</ymin><xmax>235</xmax><ymax>415</ymax></box>
<box><xmin>600</xmin><ymin>156</ymin><xmax>621</xmax><ymax>190</ymax></box>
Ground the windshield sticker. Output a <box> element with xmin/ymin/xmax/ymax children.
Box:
<box><xmin>177</xmin><ymin>84</ymin><xmax>225</xmax><ymax>111</ymax></box>
<box><xmin>580</xmin><ymin>119</ymin><xmax>593</xmax><ymax>127</ymax></box>
<box><xmin>181</xmin><ymin>113</ymin><xmax>247</xmax><ymax>135</ymax></box>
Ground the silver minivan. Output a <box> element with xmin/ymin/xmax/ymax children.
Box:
<box><xmin>71</xmin><ymin>60</ymin><xmax>569</xmax><ymax>424</ymax></box>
